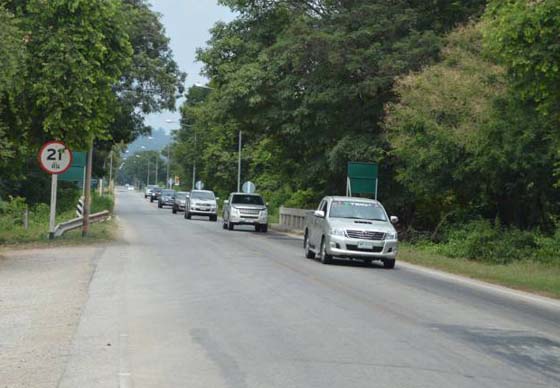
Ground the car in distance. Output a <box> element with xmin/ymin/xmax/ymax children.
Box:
<box><xmin>149</xmin><ymin>187</ymin><xmax>163</xmax><ymax>203</ymax></box>
<box><xmin>222</xmin><ymin>192</ymin><xmax>268</xmax><ymax>232</ymax></box>
<box><xmin>185</xmin><ymin>190</ymin><xmax>218</xmax><ymax>221</ymax></box>
<box><xmin>144</xmin><ymin>184</ymin><xmax>158</xmax><ymax>198</ymax></box>
<box><xmin>303</xmin><ymin>196</ymin><xmax>398</xmax><ymax>268</ymax></box>
<box><xmin>158</xmin><ymin>189</ymin><xmax>176</xmax><ymax>208</ymax></box>
<box><xmin>172</xmin><ymin>191</ymin><xmax>190</xmax><ymax>214</ymax></box>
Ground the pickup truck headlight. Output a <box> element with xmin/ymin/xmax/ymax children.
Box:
<box><xmin>330</xmin><ymin>228</ymin><xmax>346</xmax><ymax>236</ymax></box>
<box><xmin>231</xmin><ymin>207</ymin><xmax>240</xmax><ymax>216</ymax></box>
<box><xmin>385</xmin><ymin>232</ymin><xmax>398</xmax><ymax>240</ymax></box>
<box><xmin>260</xmin><ymin>209</ymin><xmax>268</xmax><ymax>217</ymax></box>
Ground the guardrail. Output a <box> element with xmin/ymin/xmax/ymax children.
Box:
<box><xmin>53</xmin><ymin>210</ymin><xmax>111</xmax><ymax>237</ymax></box>
<box><xmin>279</xmin><ymin>206</ymin><xmax>312</xmax><ymax>231</ymax></box>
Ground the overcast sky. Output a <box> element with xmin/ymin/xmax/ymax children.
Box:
<box><xmin>144</xmin><ymin>0</ymin><xmax>234</xmax><ymax>132</ymax></box>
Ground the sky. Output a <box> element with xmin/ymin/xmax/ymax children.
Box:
<box><xmin>144</xmin><ymin>0</ymin><xmax>234</xmax><ymax>133</ymax></box>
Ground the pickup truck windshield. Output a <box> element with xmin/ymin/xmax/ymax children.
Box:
<box><xmin>329</xmin><ymin>201</ymin><xmax>387</xmax><ymax>221</ymax></box>
<box><xmin>162</xmin><ymin>190</ymin><xmax>175</xmax><ymax>196</ymax></box>
<box><xmin>191</xmin><ymin>191</ymin><xmax>215</xmax><ymax>200</ymax></box>
<box><xmin>232</xmin><ymin>195</ymin><xmax>264</xmax><ymax>205</ymax></box>
<box><xmin>176</xmin><ymin>193</ymin><xmax>187</xmax><ymax>200</ymax></box>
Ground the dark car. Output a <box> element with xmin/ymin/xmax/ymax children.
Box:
<box><xmin>172</xmin><ymin>191</ymin><xmax>190</xmax><ymax>214</ymax></box>
<box><xmin>149</xmin><ymin>187</ymin><xmax>163</xmax><ymax>203</ymax></box>
<box><xmin>158</xmin><ymin>189</ymin><xmax>176</xmax><ymax>208</ymax></box>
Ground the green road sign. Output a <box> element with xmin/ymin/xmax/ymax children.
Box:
<box><xmin>347</xmin><ymin>162</ymin><xmax>378</xmax><ymax>196</ymax></box>
<box><xmin>59</xmin><ymin>151</ymin><xmax>86</xmax><ymax>183</ymax></box>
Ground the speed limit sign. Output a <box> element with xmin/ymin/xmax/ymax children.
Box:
<box><xmin>38</xmin><ymin>141</ymin><xmax>73</xmax><ymax>174</ymax></box>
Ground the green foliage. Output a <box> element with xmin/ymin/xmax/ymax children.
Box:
<box><xmin>415</xmin><ymin>220</ymin><xmax>560</xmax><ymax>265</ymax></box>
<box><xmin>386</xmin><ymin>22</ymin><xmax>560</xmax><ymax>230</ymax></box>
<box><xmin>170</xmin><ymin>0</ymin><xmax>483</xmax><ymax>213</ymax></box>
<box><xmin>484</xmin><ymin>0</ymin><xmax>560</xmax><ymax>117</ymax></box>
<box><xmin>17</xmin><ymin>0</ymin><xmax>133</xmax><ymax>149</ymax></box>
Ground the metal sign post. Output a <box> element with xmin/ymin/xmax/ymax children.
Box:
<box><xmin>49</xmin><ymin>174</ymin><xmax>58</xmax><ymax>239</ymax></box>
<box><xmin>37</xmin><ymin>141</ymin><xmax>73</xmax><ymax>239</ymax></box>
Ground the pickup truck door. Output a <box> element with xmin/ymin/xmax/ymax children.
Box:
<box><xmin>311</xmin><ymin>199</ymin><xmax>328</xmax><ymax>248</ymax></box>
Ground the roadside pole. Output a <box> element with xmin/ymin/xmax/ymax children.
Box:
<box><xmin>82</xmin><ymin>141</ymin><xmax>93</xmax><ymax>237</ymax></box>
<box><xmin>48</xmin><ymin>174</ymin><xmax>58</xmax><ymax>239</ymax></box>
<box><xmin>109</xmin><ymin>150</ymin><xmax>113</xmax><ymax>192</ymax></box>
<box><xmin>237</xmin><ymin>130</ymin><xmax>242</xmax><ymax>192</ymax></box>
<box><xmin>166</xmin><ymin>145</ymin><xmax>170</xmax><ymax>188</ymax></box>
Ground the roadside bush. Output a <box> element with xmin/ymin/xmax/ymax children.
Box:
<box><xmin>91</xmin><ymin>192</ymin><xmax>114</xmax><ymax>214</ymax></box>
<box><xmin>433</xmin><ymin>220</ymin><xmax>537</xmax><ymax>264</ymax></box>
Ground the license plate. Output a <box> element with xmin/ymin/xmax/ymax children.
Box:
<box><xmin>357</xmin><ymin>241</ymin><xmax>374</xmax><ymax>250</ymax></box>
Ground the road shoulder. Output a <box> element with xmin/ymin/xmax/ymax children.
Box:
<box><xmin>0</xmin><ymin>245</ymin><xmax>105</xmax><ymax>387</ymax></box>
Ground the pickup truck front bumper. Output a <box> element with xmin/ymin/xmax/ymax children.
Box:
<box><xmin>326</xmin><ymin>235</ymin><xmax>398</xmax><ymax>260</ymax></box>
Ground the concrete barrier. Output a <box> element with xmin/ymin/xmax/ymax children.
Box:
<box><xmin>279</xmin><ymin>206</ymin><xmax>312</xmax><ymax>231</ymax></box>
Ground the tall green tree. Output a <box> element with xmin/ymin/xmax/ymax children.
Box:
<box><xmin>484</xmin><ymin>0</ymin><xmax>560</xmax><ymax>117</ymax></box>
<box><xmin>178</xmin><ymin>0</ymin><xmax>484</xmax><ymax>207</ymax></box>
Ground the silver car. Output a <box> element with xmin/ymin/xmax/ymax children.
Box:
<box><xmin>303</xmin><ymin>196</ymin><xmax>398</xmax><ymax>268</ymax></box>
<box><xmin>185</xmin><ymin>190</ymin><xmax>218</xmax><ymax>221</ymax></box>
<box><xmin>222</xmin><ymin>192</ymin><xmax>268</xmax><ymax>232</ymax></box>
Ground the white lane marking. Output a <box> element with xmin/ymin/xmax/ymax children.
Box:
<box><xmin>398</xmin><ymin>261</ymin><xmax>560</xmax><ymax>310</ymax></box>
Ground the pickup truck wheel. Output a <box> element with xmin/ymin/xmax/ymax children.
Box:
<box><xmin>255</xmin><ymin>224</ymin><xmax>261</xmax><ymax>232</ymax></box>
<box><xmin>228</xmin><ymin>221</ymin><xmax>234</xmax><ymax>230</ymax></box>
<box><xmin>185</xmin><ymin>211</ymin><xmax>191</xmax><ymax>220</ymax></box>
<box><xmin>304</xmin><ymin>232</ymin><xmax>315</xmax><ymax>259</ymax></box>
<box><xmin>262</xmin><ymin>224</ymin><xmax>268</xmax><ymax>233</ymax></box>
<box><xmin>320</xmin><ymin>238</ymin><xmax>333</xmax><ymax>264</ymax></box>
<box><xmin>222</xmin><ymin>221</ymin><xmax>227</xmax><ymax>230</ymax></box>
<box><xmin>158</xmin><ymin>203</ymin><xmax>162</xmax><ymax>208</ymax></box>
<box><xmin>172</xmin><ymin>207</ymin><xmax>177</xmax><ymax>214</ymax></box>
<box><xmin>210</xmin><ymin>215</ymin><xmax>217</xmax><ymax>222</ymax></box>
<box><xmin>383</xmin><ymin>259</ymin><xmax>396</xmax><ymax>269</ymax></box>
<box><xmin>150</xmin><ymin>197</ymin><xmax>154</xmax><ymax>203</ymax></box>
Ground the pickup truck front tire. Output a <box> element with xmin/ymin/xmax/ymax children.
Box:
<box><xmin>304</xmin><ymin>231</ymin><xmax>315</xmax><ymax>259</ymax></box>
<box><xmin>383</xmin><ymin>259</ymin><xmax>396</xmax><ymax>269</ymax></box>
<box><xmin>319</xmin><ymin>238</ymin><xmax>333</xmax><ymax>265</ymax></box>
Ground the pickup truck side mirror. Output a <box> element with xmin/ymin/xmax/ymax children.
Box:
<box><xmin>314</xmin><ymin>210</ymin><xmax>325</xmax><ymax>218</ymax></box>
<box><xmin>390</xmin><ymin>216</ymin><xmax>399</xmax><ymax>224</ymax></box>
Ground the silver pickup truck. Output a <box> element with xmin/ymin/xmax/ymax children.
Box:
<box><xmin>303</xmin><ymin>196</ymin><xmax>398</xmax><ymax>268</ymax></box>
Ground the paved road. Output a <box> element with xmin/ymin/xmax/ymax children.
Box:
<box><xmin>59</xmin><ymin>190</ymin><xmax>560</xmax><ymax>388</ymax></box>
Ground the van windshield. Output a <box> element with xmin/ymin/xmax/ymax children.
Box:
<box><xmin>329</xmin><ymin>201</ymin><xmax>387</xmax><ymax>221</ymax></box>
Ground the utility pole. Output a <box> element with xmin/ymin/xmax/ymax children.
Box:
<box><xmin>192</xmin><ymin>132</ymin><xmax>197</xmax><ymax>190</ymax></box>
<box><xmin>237</xmin><ymin>130</ymin><xmax>242</xmax><ymax>192</ymax></box>
<box><xmin>166</xmin><ymin>145</ymin><xmax>170</xmax><ymax>188</ymax></box>
<box><xmin>109</xmin><ymin>150</ymin><xmax>113</xmax><ymax>192</ymax></box>
<box><xmin>155</xmin><ymin>156</ymin><xmax>159</xmax><ymax>185</ymax></box>
<box><xmin>147</xmin><ymin>159</ymin><xmax>150</xmax><ymax>186</ymax></box>
<box><xmin>82</xmin><ymin>140</ymin><xmax>93</xmax><ymax>237</ymax></box>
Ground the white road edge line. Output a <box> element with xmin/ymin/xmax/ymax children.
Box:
<box><xmin>398</xmin><ymin>261</ymin><xmax>560</xmax><ymax>310</ymax></box>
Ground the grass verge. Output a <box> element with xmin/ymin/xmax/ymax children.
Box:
<box><xmin>399</xmin><ymin>243</ymin><xmax>560</xmax><ymax>299</ymax></box>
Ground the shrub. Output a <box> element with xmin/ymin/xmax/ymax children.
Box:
<box><xmin>435</xmin><ymin>220</ymin><xmax>536</xmax><ymax>264</ymax></box>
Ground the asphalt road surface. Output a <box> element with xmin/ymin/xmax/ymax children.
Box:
<box><xmin>58</xmin><ymin>190</ymin><xmax>560</xmax><ymax>388</ymax></box>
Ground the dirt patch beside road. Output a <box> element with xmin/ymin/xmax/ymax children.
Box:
<box><xmin>0</xmin><ymin>246</ymin><xmax>104</xmax><ymax>388</ymax></box>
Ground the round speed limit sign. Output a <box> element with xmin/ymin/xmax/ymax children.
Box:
<box><xmin>38</xmin><ymin>141</ymin><xmax>73</xmax><ymax>174</ymax></box>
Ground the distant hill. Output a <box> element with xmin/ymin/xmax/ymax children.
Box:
<box><xmin>127</xmin><ymin>128</ymin><xmax>170</xmax><ymax>154</ymax></box>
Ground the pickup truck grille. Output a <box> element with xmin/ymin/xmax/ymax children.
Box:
<box><xmin>239</xmin><ymin>208</ymin><xmax>261</xmax><ymax>216</ymax></box>
<box><xmin>346</xmin><ymin>230</ymin><xmax>385</xmax><ymax>241</ymax></box>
